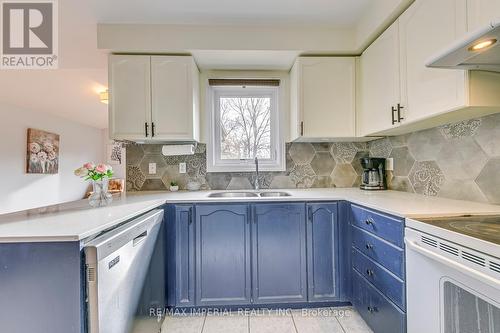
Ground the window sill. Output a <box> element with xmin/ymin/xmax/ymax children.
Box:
<box><xmin>207</xmin><ymin>163</ymin><xmax>285</xmax><ymax>173</ymax></box>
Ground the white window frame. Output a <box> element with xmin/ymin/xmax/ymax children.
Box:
<box><xmin>207</xmin><ymin>85</ymin><xmax>285</xmax><ymax>172</ymax></box>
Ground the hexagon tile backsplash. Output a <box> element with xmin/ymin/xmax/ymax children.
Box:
<box><xmin>382</xmin><ymin>112</ymin><xmax>500</xmax><ymax>204</ymax></box>
<box><xmin>126</xmin><ymin>141</ymin><xmax>368</xmax><ymax>192</ymax></box>
<box><xmin>126</xmin><ymin>112</ymin><xmax>500</xmax><ymax>205</ymax></box>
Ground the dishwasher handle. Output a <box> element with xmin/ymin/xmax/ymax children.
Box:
<box><xmin>85</xmin><ymin>209</ymin><xmax>164</xmax><ymax>261</ymax></box>
<box><xmin>405</xmin><ymin>238</ymin><xmax>500</xmax><ymax>290</ymax></box>
<box><xmin>133</xmin><ymin>230</ymin><xmax>148</xmax><ymax>246</ymax></box>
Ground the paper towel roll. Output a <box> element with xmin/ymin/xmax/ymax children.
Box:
<box><xmin>161</xmin><ymin>144</ymin><xmax>195</xmax><ymax>156</ymax></box>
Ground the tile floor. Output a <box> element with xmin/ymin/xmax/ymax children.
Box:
<box><xmin>156</xmin><ymin>307</ymin><xmax>373</xmax><ymax>333</ymax></box>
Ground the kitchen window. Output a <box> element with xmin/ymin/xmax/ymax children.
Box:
<box><xmin>207</xmin><ymin>79</ymin><xmax>285</xmax><ymax>172</ymax></box>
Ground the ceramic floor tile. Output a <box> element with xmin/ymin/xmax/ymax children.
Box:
<box><xmin>131</xmin><ymin>316</ymin><xmax>162</xmax><ymax>333</ymax></box>
<box><xmin>249</xmin><ymin>312</ymin><xmax>297</xmax><ymax>333</ymax></box>
<box><xmin>291</xmin><ymin>309</ymin><xmax>345</xmax><ymax>333</ymax></box>
<box><xmin>336</xmin><ymin>308</ymin><xmax>373</xmax><ymax>333</ymax></box>
<box><xmin>161</xmin><ymin>314</ymin><xmax>206</xmax><ymax>333</ymax></box>
<box><xmin>202</xmin><ymin>313</ymin><xmax>249</xmax><ymax>333</ymax></box>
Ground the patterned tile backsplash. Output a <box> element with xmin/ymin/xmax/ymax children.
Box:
<box><xmin>382</xmin><ymin>112</ymin><xmax>500</xmax><ymax>204</ymax></box>
<box><xmin>126</xmin><ymin>112</ymin><xmax>500</xmax><ymax>205</ymax></box>
<box><xmin>127</xmin><ymin>142</ymin><xmax>370</xmax><ymax>192</ymax></box>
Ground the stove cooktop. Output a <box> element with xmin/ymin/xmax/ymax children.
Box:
<box><xmin>416</xmin><ymin>215</ymin><xmax>500</xmax><ymax>246</ymax></box>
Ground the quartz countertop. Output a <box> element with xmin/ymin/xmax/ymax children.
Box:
<box><xmin>1</xmin><ymin>188</ymin><xmax>500</xmax><ymax>243</ymax></box>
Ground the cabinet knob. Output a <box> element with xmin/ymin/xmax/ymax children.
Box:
<box><xmin>365</xmin><ymin>217</ymin><xmax>374</xmax><ymax>225</ymax></box>
<box><xmin>366</xmin><ymin>269</ymin><xmax>374</xmax><ymax>277</ymax></box>
<box><xmin>144</xmin><ymin>122</ymin><xmax>149</xmax><ymax>137</ymax></box>
<box><xmin>365</xmin><ymin>243</ymin><xmax>373</xmax><ymax>250</ymax></box>
<box><xmin>367</xmin><ymin>306</ymin><xmax>378</xmax><ymax>313</ymax></box>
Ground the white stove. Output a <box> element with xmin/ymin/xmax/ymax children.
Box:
<box><xmin>405</xmin><ymin>216</ymin><xmax>500</xmax><ymax>333</ymax></box>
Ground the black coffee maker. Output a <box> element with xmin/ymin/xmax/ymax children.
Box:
<box><xmin>360</xmin><ymin>157</ymin><xmax>387</xmax><ymax>190</ymax></box>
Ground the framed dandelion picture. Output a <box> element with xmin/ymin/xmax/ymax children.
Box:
<box><xmin>27</xmin><ymin>128</ymin><xmax>60</xmax><ymax>174</ymax></box>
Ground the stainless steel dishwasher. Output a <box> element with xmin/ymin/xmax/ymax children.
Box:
<box><xmin>85</xmin><ymin>209</ymin><xmax>164</xmax><ymax>333</ymax></box>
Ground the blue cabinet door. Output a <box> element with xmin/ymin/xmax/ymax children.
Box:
<box><xmin>306</xmin><ymin>203</ymin><xmax>339</xmax><ymax>302</ymax></box>
<box><xmin>195</xmin><ymin>204</ymin><xmax>251</xmax><ymax>306</ymax></box>
<box><xmin>352</xmin><ymin>269</ymin><xmax>406</xmax><ymax>333</ymax></box>
<box><xmin>252</xmin><ymin>203</ymin><xmax>307</xmax><ymax>304</ymax></box>
<box><xmin>174</xmin><ymin>205</ymin><xmax>195</xmax><ymax>307</ymax></box>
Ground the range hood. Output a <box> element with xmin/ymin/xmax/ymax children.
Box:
<box><xmin>427</xmin><ymin>20</ymin><xmax>500</xmax><ymax>72</ymax></box>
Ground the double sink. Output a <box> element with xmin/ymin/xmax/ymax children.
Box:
<box><xmin>208</xmin><ymin>191</ymin><xmax>291</xmax><ymax>198</ymax></box>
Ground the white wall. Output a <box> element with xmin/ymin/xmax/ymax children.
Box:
<box><xmin>97</xmin><ymin>24</ymin><xmax>357</xmax><ymax>54</ymax></box>
<box><xmin>0</xmin><ymin>103</ymin><xmax>104</xmax><ymax>214</ymax></box>
<box><xmin>355</xmin><ymin>0</ymin><xmax>414</xmax><ymax>51</ymax></box>
<box><xmin>102</xmin><ymin>128</ymin><xmax>126</xmax><ymax>179</ymax></box>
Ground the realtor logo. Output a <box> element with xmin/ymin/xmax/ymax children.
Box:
<box><xmin>1</xmin><ymin>0</ymin><xmax>58</xmax><ymax>69</ymax></box>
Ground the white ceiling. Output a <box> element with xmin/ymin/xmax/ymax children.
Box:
<box><xmin>0</xmin><ymin>0</ymin><xmax>375</xmax><ymax>129</ymax></box>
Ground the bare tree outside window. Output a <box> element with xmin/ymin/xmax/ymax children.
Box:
<box><xmin>219</xmin><ymin>96</ymin><xmax>271</xmax><ymax>160</ymax></box>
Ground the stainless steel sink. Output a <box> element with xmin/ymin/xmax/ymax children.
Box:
<box><xmin>258</xmin><ymin>191</ymin><xmax>292</xmax><ymax>197</ymax></box>
<box><xmin>208</xmin><ymin>192</ymin><xmax>259</xmax><ymax>198</ymax></box>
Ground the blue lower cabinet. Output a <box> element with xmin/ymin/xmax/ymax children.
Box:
<box><xmin>351</xmin><ymin>225</ymin><xmax>404</xmax><ymax>279</ymax></box>
<box><xmin>0</xmin><ymin>242</ymin><xmax>83</xmax><ymax>333</ymax></box>
<box><xmin>350</xmin><ymin>203</ymin><xmax>406</xmax><ymax>333</ymax></box>
<box><xmin>252</xmin><ymin>203</ymin><xmax>307</xmax><ymax>304</ymax></box>
<box><xmin>167</xmin><ymin>205</ymin><xmax>196</xmax><ymax>307</ymax></box>
<box><xmin>306</xmin><ymin>203</ymin><xmax>339</xmax><ymax>302</ymax></box>
<box><xmin>195</xmin><ymin>204</ymin><xmax>251</xmax><ymax>306</ymax></box>
<box><xmin>352</xmin><ymin>248</ymin><xmax>405</xmax><ymax>310</ymax></box>
<box><xmin>351</xmin><ymin>204</ymin><xmax>404</xmax><ymax>247</ymax></box>
<box><xmin>352</xmin><ymin>269</ymin><xmax>406</xmax><ymax>333</ymax></box>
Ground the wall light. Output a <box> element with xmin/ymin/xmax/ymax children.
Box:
<box><xmin>99</xmin><ymin>90</ymin><xmax>109</xmax><ymax>104</ymax></box>
<box><xmin>469</xmin><ymin>39</ymin><xmax>497</xmax><ymax>52</ymax></box>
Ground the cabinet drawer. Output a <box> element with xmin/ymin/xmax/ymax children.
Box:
<box><xmin>351</xmin><ymin>205</ymin><xmax>404</xmax><ymax>247</ymax></box>
<box><xmin>352</xmin><ymin>248</ymin><xmax>405</xmax><ymax>310</ymax></box>
<box><xmin>351</xmin><ymin>225</ymin><xmax>404</xmax><ymax>279</ymax></box>
<box><xmin>352</xmin><ymin>269</ymin><xmax>406</xmax><ymax>333</ymax></box>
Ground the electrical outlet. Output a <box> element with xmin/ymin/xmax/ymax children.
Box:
<box><xmin>149</xmin><ymin>163</ymin><xmax>157</xmax><ymax>174</ymax></box>
<box><xmin>179</xmin><ymin>162</ymin><xmax>187</xmax><ymax>174</ymax></box>
<box><xmin>386</xmin><ymin>158</ymin><xmax>394</xmax><ymax>171</ymax></box>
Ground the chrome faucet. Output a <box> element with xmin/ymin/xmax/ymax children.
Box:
<box><xmin>254</xmin><ymin>157</ymin><xmax>259</xmax><ymax>191</ymax></box>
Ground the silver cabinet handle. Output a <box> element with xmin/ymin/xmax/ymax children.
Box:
<box><xmin>397</xmin><ymin>103</ymin><xmax>404</xmax><ymax>122</ymax></box>
<box><xmin>391</xmin><ymin>106</ymin><xmax>397</xmax><ymax>125</ymax></box>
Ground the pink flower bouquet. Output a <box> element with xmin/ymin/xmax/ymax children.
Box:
<box><xmin>74</xmin><ymin>163</ymin><xmax>113</xmax><ymax>181</ymax></box>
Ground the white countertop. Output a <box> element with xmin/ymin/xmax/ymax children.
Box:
<box><xmin>1</xmin><ymin>188</ymin><xmax>500</xmax><ymax>243</ymax></box>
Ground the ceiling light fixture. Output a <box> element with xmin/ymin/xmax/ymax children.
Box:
<box><xmin>469</xmin><ymin>38</ymin><xmax>497</xmax><ymax>51</ymax></box>
<box><xmin>99</xmin><ymin>90</ymin><xmax>109</xmax><ymax>104</ymax></box>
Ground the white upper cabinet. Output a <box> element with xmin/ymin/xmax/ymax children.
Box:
<box><xmin>290</xmin><ymin>57</ymin><xmax>356</xmax><ymax>141</ymax></box>
<box><xmin>357</xmin><ymin>22</ymin><xmax>401</xmax><ymax>137</ymax></box>
<box><xmin>399</xmin><ymin>0</ymin><xmax>468</xmax><ymax>124</ymax></box>
<box><xmin>109</xmin><ymin>55</ymin><xmax>200</xmax><ymax>142</ymax></box>
<box><xmin>357</xmin><ymin>0</ymin><xmax>500</xmax><ymax>136</ymax></box>
<box><xmin>151</xmin><ymin>56</ymin><xmax>200</xmax><ymax>141</ymax></box>
<box><xmin>467</xmin><ymin>0</ymin><xmax>500</xmax><ymax>31</ymax></box>
<box><xmin>109</xmin><ymin>55</ymin><xmax>151</xmax><ymax>141</ymax></box>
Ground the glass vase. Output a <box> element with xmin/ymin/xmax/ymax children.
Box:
<box><xmin>88</xmin><ymin>178</ymin><xmax>113</xmax><ymax>207</ymax></box>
